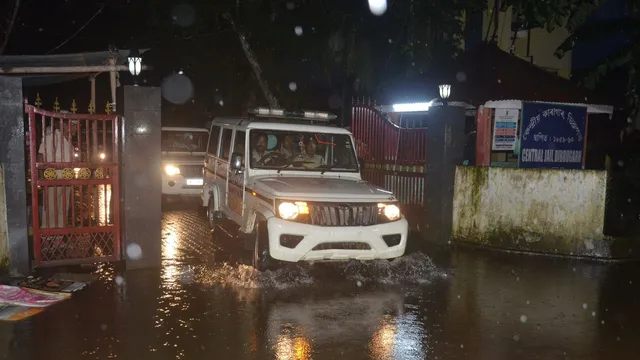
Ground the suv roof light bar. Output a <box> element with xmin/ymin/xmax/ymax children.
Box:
<box><xmin>249</xmin><ymin>107</ymin><xmax>336</xmax><ymax>121</ymax></box>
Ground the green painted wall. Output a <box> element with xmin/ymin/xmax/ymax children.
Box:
<box><xmin>452</xmin><ymin>166</ymin><xmax>611</xmax><ymax>257</ymax></box>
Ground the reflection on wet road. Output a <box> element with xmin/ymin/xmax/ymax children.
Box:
<box><xmin>2</xmin><ymin>206</ymin><xmax>640</xmax><ymax>359</ymax></box>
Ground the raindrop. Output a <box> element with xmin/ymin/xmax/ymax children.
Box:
<box><xmin>126</xmin><ymin>243</ymin><xmax>143</xmax><ymax>260</ymax></box>
<box><xmin>161</xmin><ymin>73</ymin><xmax>194</xmax><ymax>105</ymax></box>
<box><xmin>368</xmin><ymin>0</ymin><xmax>388</xmax><ymax>16</ymax></box>
<box><xmin>601</xmin><ymin>320</ymin><xmax>605</xmax><ymax>324</ymax></box>
<box><xmin>218</xmin><ymin>100</ymin><xmax>224</xmax><ymax>106</ymax></box>
<box><xmin>627</xmin><ymin>117</ymin><xmax>633</xmax><ymax>123</ymax></box>
<box><xmin>497</xmin><ymin>79</ymin><xmax>502</xmax><ymax>83</ymax></box>
<box><xmin>294</xmin><ymin>26</ymin><xmax>303</xmax><ymax>36</ymax></box>
<box><xmin>289</xmin><ymin>82</ymin><xmax>298</xmax><ymax>91</ymax></box>
<box><xmin>592</xmin><ymin>311</ymin><xmax>596</xmax><ymax>316</ymax></box>
<box><xmin>171</xmin><ymin>3</ymin><xmax>196</xmax><ymax>27</ymax></box>
<box><xmin>38</xmin><ymin>28</ymin><xmax>43</xmax><ymax>32</ymax></box>
<box><xmin>115</xmin><ymin>275</ymin><xmax>125</xmax><ymax>286</ymax></box>
<box><xmin>513</xmin><ymin>334</ymin><xmax>520</xmax><ymax>342</ymax></box>
<box><xmin>356</xmin><ymin>280</ymin><xmax>362</xmax><ymax>287</ymax></box>
<box><xmin>526</xmin><ymin>300</ymin><xmax>530</xmax><ymax>305</ymax></box>
<box><xmin>520</xmin><ymin>315</ymin><xmax>528</xmax><ymax>323</ymax></box>
<box><xmin>583</xmin><ymin>303</ymin><xmax>588</xmax><ymax>310</ymax></box>
<box><xmin>457</xmin><ymin>295</ymin><xmax>461</xmax><ymax>299</ymax></box>
<box><xmin>286</xmin><ymin>2</ymin><xmax>295</xmax><ymax>10</ymax></box>
<box><xmin>388</xmin><ymin>39</ymin><xmax>393</xmax><ymax>43</ymax></box>
<box><xmin>618</xmin><ymin>160</ymin><xmax>624</xmax><ymax>167</ymax></box>
<box><xmin>460</xmin><ymin>344</ymin><xmax>464</xmax><ymax>349</ymax></box>
<box><xmin>100</xmin><ymin>324</ymin><xmax>108</xmax><ymax>331</ymax></box>
<box><xmin>456</xmin><ymin>71</ymin><xmax>467</xmax><ymax>82</ymax></box>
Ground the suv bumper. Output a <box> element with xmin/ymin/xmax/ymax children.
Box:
<box><xmin>266</xmin><ymin>216</ymin><xmax>408</xmax><ymax>262</ymax></box>
<box><xmin>162</xmin><ymin>175</ymin><xmax>203</xmax><ymax>196</ymax></box>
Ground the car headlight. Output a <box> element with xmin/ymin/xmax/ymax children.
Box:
<box><xmin>278</xmin><ymin>201</ymin><xmax>309</xmax><ymax>220</ymax></box>
<box><xmin>165</xmin><ymin>164</ymin><xmax>180</xmax><ymax>176</ymax></box>
<box><xmin>378</xmin><ymin>203</ymin><xmax>401</xmax><ymax>221</ymax></box>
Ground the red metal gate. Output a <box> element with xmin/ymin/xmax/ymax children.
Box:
<box><xmin>351</xmin><ymin>100</ymin><xmax>428</xmax><ymax>211</ymax></box>
<box><xmin>26</xmin><ymin>102</ymin><xmax>121</xmax><ymax>267</ymax></box>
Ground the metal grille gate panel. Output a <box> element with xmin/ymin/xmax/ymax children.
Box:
<box><xmin>26</xmin><ymin>104</ymin><xmax>121</xmax><ymax>267</ymax></box>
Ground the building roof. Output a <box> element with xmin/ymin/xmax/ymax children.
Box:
<box><xmin>0</xmin><ymin>49</ymin><xmax>147</xmax><ymax>87</ymax></box>
<box><xmin>447</xmin><ymin>43</ymin><xmax>618</xmax><ymax>107</ymax></box>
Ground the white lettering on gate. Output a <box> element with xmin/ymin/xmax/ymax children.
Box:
<box><xmin>521</xmin><ymin>149</ymin><xmax>583</xmax><ymax>164</ymax></box>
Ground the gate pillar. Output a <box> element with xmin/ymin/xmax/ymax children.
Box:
<box><xmin>122</xmin><ymin>85</ymin><xmax>162</xmax><ymax>269</ymax></box>
<box><xmin>0</xmin><ymin>76</ymin><xmax>29</xmax><ymax>275</ymax></box>
<box><xmin>422</xmin><ymin>106</ymin><xmax>466</xmax><ymax>244</ymax></box>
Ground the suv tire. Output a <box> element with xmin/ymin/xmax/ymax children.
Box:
<box><xmin>252</xmin><ymin>221</ymin><xmax>273</xmax><ymax>271</ymax></box>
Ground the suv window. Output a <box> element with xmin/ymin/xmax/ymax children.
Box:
<box><xmin>249</xmin><ymin>129</ymin><xmax>358</xmax><ymax>172</ymax></box>
<box><xmin>162</xmin><ymin>130</ymin><xmax>208</xmax><ymax>152</ymax></box>
<box><xmin>220</xmin><ymin>128</ymin><xmax>233</xmax><ymax>160</ymax></box>
<box><xmin>208</xmin><ymin>125</ymin><xmax>221</xmax><ymax>155</ymax></box>
<box><xmin>233</xmin><ymin>131</ymin><xmax>246</xmax><ymax>167</ymax></box>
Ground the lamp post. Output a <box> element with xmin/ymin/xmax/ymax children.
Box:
<box><xmin>128</xmin><ymin>47</ymin><xmax>143</xmax><ymax>86</ymax></box>
<box><xmin>439</xmin><ymin>84</ymin><xmax>451</xmax><ymax>100</ymax></box>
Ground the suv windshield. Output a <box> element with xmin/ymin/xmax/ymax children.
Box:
<box><xmin>249</xmin><ymin>129</ymin><xmax>358</xmax><ymax>172</ymax></box>
<box><xmin>162</xmin><ymin>130</ymin><xmax>208</xmax><ymax>152</ymax></box>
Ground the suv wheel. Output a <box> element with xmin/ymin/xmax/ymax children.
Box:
<box><xmin>252</xmin><ymin>221</ymin><xmax>272</xmax><ymax>271</ymax></box>
<box><xmin>207</xmin><ymin>197</ymin><xmax>217</xmax><ymax>229</ymax></box>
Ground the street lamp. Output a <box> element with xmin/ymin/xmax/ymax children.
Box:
<box><xmin>439</xmin><ymin>84</ymin><xmax>451</xmax><ymax>99</ymax></box>
<box><xmin>128</xmin><ymin>47</ymin><xmax>142</xmax><ymax>85</ymax></box>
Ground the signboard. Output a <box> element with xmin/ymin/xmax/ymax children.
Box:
<box><xmin>519</xmin><ymin>102</ymin><xmax>587</xmax><ymax>169</ymax></box>
<box><xmin>492</xmin><ymin>109</ymin><xmax>519</xmax><ymax>151</ymax></box>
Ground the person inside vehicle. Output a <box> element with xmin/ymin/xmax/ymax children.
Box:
<box><xmin>294</xmin><ymin>136</ymin><xmax>325</xmax><ymax>168</ymax></box>
<box><xmin>251</xmin><ymin>132</ymin><xmax>272</xmax><ymax>165</ymax></box>
<box><xmin>280</xmin><ymin>134</ymin><xmax>296</xmax><ymax>158</ymax></box>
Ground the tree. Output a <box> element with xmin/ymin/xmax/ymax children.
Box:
<box><xmin>555</xmin><ymin>1</ymin><xmax>640</xmax><ymax>110</ymax></box>
<box><xmin>0</xmin><ymin>0</ymin><xmax>21</xmax><ymax>55</ymax></box>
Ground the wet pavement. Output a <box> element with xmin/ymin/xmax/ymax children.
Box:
<box><xmin>2</xmin><ymin>204</ymin><xmax>640</xmax><ymax>359</ymax></box>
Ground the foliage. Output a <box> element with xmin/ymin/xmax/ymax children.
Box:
<box><xmin>555</xmin><ymin>1</ymin><xmax>640</xmax><ymax>110</ymax></box>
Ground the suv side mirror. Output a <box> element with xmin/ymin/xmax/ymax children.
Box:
<box><xmin>230</xmin><ymin>152</ymin><xmax>243</xmax><ymax>170</ymax></box>
<box><xmin>358</xmin><ymin>158</ymin><xmax>365</xmax><ymax>173</ymax></box>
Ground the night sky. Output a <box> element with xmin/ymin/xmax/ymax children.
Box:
<box><xmin>1</xmin><ymin>0</ymin><xmax>631</xmax><ymax>127</ymax></box>
<box><xmin>3</xmin><ymin>0</ymin><xmax>407</xmax><ymax>127</ymax></box>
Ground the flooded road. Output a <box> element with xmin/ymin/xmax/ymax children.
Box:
<box><xmin>2</xmin><ymin>207</ymin><xmax>640</xmax><ymax>359</ymax></box>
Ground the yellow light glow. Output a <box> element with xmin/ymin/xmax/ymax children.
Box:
<box><xmin>295</xmin><ymin>201</ymin><xmax>309</xmax><ymax>215</ymax></box>
<box><xmin>165</xmin><ymin>164</ymin><xmax>180</xmax><ymax>176</ymax></box>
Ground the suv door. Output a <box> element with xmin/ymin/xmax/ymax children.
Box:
<box><xmin>218</xmin><ymin>127</ymin><xmax>233</xmax><ymax>215</ymax></box>
<box><xmin>203</xmin><ymin>125</ymin><xmax>221</xmax><ymax>206</ymax></box>
<box><xmin>227</xmin><ymin>129</ymin><xmax>246</xmax><ymax>224</ymax></box>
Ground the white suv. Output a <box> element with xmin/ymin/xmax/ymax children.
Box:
<box><xmin>201</xmin><ymin>108</ymin><xmax>407</xmax><ymax>270</ymax></box>
<box><xmin>161</xmin><ymin>127</ymin><xmax>209</xmax><ymax>204</ymax></box>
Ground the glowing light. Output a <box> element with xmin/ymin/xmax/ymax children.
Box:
<box><xmin>391</xmin><ymin>101</ymin><xmax>433</xmax><ymax>112</ymax></box>
<box><xmin>368</xmin><ymin>0</ymin><xmax>388</xmax><ymax>16</ymax></box>
<box><xmin>99</xmin><ymin>152</ymin><xmax>106</xmax><ymax>160</ymax></box>
<box><xmin>439</xmin><ymin>84</ymin><xmax>451</xmax><ymax>99</ymax></box>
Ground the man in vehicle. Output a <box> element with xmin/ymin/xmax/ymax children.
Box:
<box><xmin>251</xmin><ymin>132</ymin><xmax>272</xmax><ymax>165</ymax></box>
<box><xmin>38</xmin><ymin>118</ymin><xmax>77</xmax><ymax>228</ymax></box>
<box><xmin>294</xmin><ymin>136</ymin><xmax>325</xmax><ymax>168</ymax></box>
<box><xmin>280</xmin><ymin>134</ymin><xmax>296</xmax><ymax>158</ymax></box>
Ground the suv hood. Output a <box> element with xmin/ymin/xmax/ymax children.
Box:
<box><xmin>251</xmin><ymin>176</ymin><xmax>396</xmax><ymax>201</ymax></box>
<box><xmin>162</xmin><ymin>152</ymin><xmax>205</xmax><ymax>165</ymax></box>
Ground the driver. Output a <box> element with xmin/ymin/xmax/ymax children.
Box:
<box><xmin>251</xmin><ymin>132</ymin><xmax>272</xmax><ymax>165</ymax></box>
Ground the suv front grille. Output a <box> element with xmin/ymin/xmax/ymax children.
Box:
<box><xmin>308</xmin><ymin>203</ymin><xmax>377</xmax><ymax>226</ymax></box>
<box><xmin>180</xmin><ymin>165</ymin><xmax>202</xmax><ymax>178</ymax></box>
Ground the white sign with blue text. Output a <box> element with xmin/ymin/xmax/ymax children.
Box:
<box><xmin>492</xmin><ymin>109</ymin><xmax>519</xmax><ymax>151</ymax></box>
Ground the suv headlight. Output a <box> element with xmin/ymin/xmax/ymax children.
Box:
<box><xmin>378</xmin><ymin>203</ymin><xmax>401</xmax><ymax>221</ymax></box>
<box><xmin>165</xmin><ymin>164</ymin><xmax>180</xmax><ymax>176</ymax></box>
<box><xmin>277</xmin><ymin>201</ymin><xmax>310</xmax><ymax>220</ymax></box>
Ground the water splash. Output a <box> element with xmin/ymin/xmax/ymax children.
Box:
<box><xmin>194</xmin><ymin>252</ymin><xmax>444</xmax><ymax>293</ymax></box>
<box><xmin>339</xmin><ymin>252</ymin><xmax>446</xmax><ymax>285</ymax></box>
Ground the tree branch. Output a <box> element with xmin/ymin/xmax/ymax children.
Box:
<box><xmin>0</xmin><ymin>0</ymin><xmax>21</xmax><ymax>55</ymax></box>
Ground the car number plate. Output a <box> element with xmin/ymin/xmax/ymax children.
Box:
<box><xmin>186</xmin><ymin>178</ymin><xmax>203</xmax><ymax>186</ymax></box>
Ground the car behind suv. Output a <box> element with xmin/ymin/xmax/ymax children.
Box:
<box><xmin>162</xmin><ymin>127</ymin><xmax>209</xmax><ymax>206</ymax></box>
